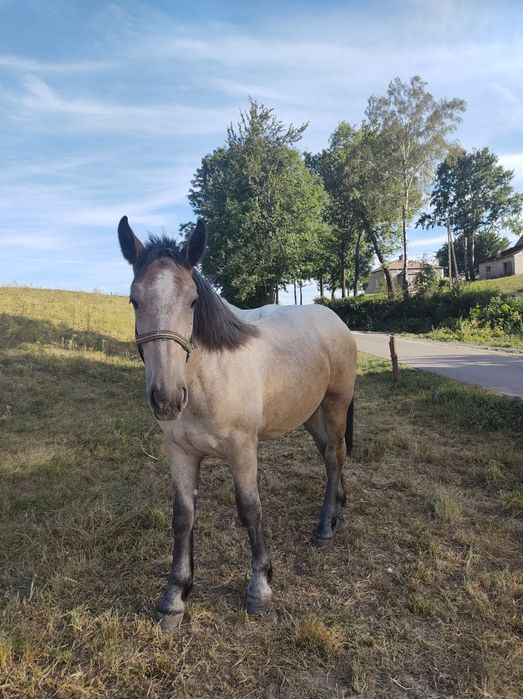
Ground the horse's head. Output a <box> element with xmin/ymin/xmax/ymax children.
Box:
<box><xmin>118</xmin><ymin>216</ymin><xmax>207</xmax><ymax>421</ymax></box>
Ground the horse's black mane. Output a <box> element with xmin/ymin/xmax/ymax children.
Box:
<box><xmin>136</xmin><ymin>235</ymin><xmax>259</xmax><ymax>352</ymax></box>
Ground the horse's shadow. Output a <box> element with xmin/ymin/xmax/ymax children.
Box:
<box><xmin>0</xmin><ymin>313</ymin><xmax>138</xmax><ymax>358</ymax></box>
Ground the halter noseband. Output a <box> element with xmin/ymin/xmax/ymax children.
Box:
<box><xmin>135</xmin><ymin>329</ymin><xmax>194</xmax><ymax>363</ymax></box>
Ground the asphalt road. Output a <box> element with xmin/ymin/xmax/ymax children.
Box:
<box><xmin>352</xmin><ymin>331</ymin><xmax>523</xmax><ymax>400</ymax></box>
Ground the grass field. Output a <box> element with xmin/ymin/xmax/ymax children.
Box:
<box><xmin>465</xmin><ymin>273</ymin><xmax>523</xmax><ymax>295</ymax></box>
<box><xmin>1</xmin><ymin>286</ymin><xmax>522</xmax><ymax>698</ymax></box>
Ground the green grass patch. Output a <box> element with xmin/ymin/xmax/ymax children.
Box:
<box><xmin>358</xmin><ymin>355</ymin><xmax>523</xmax><ymax>432</ymax></box>
<box><xmin>465</xmin><ymin>273</ymin><xmax>523</xmax><ymax>295</ymax></box>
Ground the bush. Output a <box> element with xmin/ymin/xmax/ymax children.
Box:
<box><xmin>470</xmin><ymin>294</ymin><xmax>523</xmax><ymax>334</ymax></box>
<box><xmin>318</xmin><ymin>286</ymin><xmax>502</xmax><ymax>332</ymax></box>
<box><xmin>317</xmin><ymin>286</ymin><xmax>523</xmax><ymax>345</ymax></box>
<box><xmin>414</xmin><ymin>263</ymin><xmax>440</xmax><ymax>297</ymax></box>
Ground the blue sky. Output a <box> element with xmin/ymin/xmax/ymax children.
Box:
<box><xmin>1</xmin><ymin>0</ymin><xmax>522</xmax><ymax>302</ymax></box>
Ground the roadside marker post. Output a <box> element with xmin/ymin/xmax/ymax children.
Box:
<box><xmin>389</xmin><ymin>334</ymin><xmax>400</xmax><ymax>384</ymax></box>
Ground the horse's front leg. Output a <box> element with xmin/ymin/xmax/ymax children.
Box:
<box><xmin>229</xmin><ymin>441</ymin><xmax>273</xmax><ymax>614</ymax></box>
<box><xmin>156</xmin><ymin>444</ymin><xmax>201</xmax><ymax>631</ymax></box>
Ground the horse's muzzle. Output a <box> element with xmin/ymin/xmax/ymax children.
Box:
<box><xmin>149</xmin><ymin>386</ymin><xmax>187</xmax><ymax>421</ymax></box>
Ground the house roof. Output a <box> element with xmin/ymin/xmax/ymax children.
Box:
<box><xmin>480</xmin><ymin>236</ymin><xmax>523</xmax><ymax>264</ymax></box>
<box><xmin>370</xmin><ymin>258</ymin><xmax>440</xmax><ymax>274</ymax></box>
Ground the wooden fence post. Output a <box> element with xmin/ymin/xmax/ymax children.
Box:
<box><xmin>389</xmin><ymin>334</ymin><xmax>400</xmax><ymax>384</ymax></box>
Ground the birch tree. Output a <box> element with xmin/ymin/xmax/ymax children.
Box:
<box><xmin>365</xmin><ymin>76</ymin><xmax>465</xmax><ymax>295</ymax></box>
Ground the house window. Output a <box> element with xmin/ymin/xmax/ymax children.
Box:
<box><xmin>486</xmin><ymin>266</ymin><xmax>491</xmax><ymax>272</ymax></box>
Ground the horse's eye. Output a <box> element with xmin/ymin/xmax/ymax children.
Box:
<box><xmin>191</xmin><ymin>298</ymin><xmax>198</xmax><ymax>309</ymax></box>
<box><xmin>129</xmin><ymin>298</ymin><xmax>138</xmax><ymax>310</ymax></box>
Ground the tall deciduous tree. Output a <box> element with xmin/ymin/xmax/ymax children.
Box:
<box><xmin>365</xmin><ymin>76</ymin><xmax>466</xmax><ymax>295</ymax></box>
<box><xmin>307</xmin><ymin>123</ymin><xmax>393</xmax><ymax>298</ymax></box>
<box><xmin>188</xmin><ymin>100</ymin><xmax>328</xmax><ymax>307</ymax></box>
<box><xmin>419</xmin><ymin>147</ymin><xmax>523</xmax><ymax>280</ymax></box>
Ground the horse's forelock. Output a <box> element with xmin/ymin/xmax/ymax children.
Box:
<box><xmin>134</xmin><ymin>235</ymin><xmax>190</xmax><ymax>279</ymax></box>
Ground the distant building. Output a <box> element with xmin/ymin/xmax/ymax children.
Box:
<box><xmin>366</xmin><ymin>256</ymin><xmax>443</xmax><ymax>294</ymax></box>
<box><xmin>478</xmin><ymin>235</ymin><xmax>523</xmax><ymax>279</ymax></box>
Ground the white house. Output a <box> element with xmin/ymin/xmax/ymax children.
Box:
<box><xmin>478</xmin><ymin>235</ymin><xmax>523</xmax><ymax>280</ymax></box>
<box><xmin>366</xmin><ymin>256</ymin><xmax>443</xmax><ymax>294</ymax></box>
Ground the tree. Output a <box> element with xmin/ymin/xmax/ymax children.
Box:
<box><xmin>414</xmin><ymin>258</ymin><xmax>440</xmax><ymax>297</ymax></box>
<box><xmin>365</xmin><ymin>76</ymin><xmax>466</xmax><ymax>295</ymax></box>
<box><xmin>307</xmin><ymin>123</ymin><xmax>396</xmax><ymax>299</ymax></box>
<box><xmin>419</xmin><ymin>147</ymin><xmax>523</xmax><ymax>280</ymax></box>
<box><xmin>188</xmin><ymin>100</ymin><xmax>328</xmax><ymax>307</ymax></box>
<box><xmin>306</xmin><ymin>129</ymin><xmax>369</xmax><ymax>298</ymax></box>
<box><xmin>435</xmin><ymin>229</ymin><xmax>511</xmax><ymax>277</ymax></box>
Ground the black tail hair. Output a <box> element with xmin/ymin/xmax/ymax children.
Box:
<box><xmin>345</xmin><ymin>397</ymin><xmax>354</xmax><ymax>457</ymax></box>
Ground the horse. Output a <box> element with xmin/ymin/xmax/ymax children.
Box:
<box><xmin>220</xmin><ymin>297</ymin><xmax>282</xmax><ymax>321</ymax></box>
<box><xmin>118</xmin><ymin>216</ymin><xmax>358</xmax><ymax>631</ymax></box>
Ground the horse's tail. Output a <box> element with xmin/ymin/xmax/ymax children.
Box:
<box><xmin>345</xmin><ymin>397</ymin><xmax>354</xmax><ymax>458</ymax></box>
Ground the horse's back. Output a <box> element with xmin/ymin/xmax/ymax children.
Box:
<box><xmin>221</xmin><ymin>299</ymin><xmax>282</xmax><ymax>321</ymax></box>
<box><xmin>255</xmin><ymin>304</ymin><xmax>356</xmax><ymax>361</ymax></box>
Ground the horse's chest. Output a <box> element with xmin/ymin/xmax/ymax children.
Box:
<box><xmin>160</xmin><ymin>418</ymin><xmax>224</xmax><ymax>457</ymax></box>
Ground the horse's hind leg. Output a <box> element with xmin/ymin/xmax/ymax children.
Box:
<box><xmin>305</xmin><ymin>398</ymin><xmax>349</xmax><ymax>546</ymax></box>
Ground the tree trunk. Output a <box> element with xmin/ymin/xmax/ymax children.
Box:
<box><xmin>450</xmin><ymin>231</ymin><xmax>459</xmax><ymax>284</ymax></box>
<box><xmin>359</xmin><ymin>211</ymin><xmax>394</xmax><ymax>299</ymax></box>
<box><xmin>354</xmin><ymin>230</ymin><xmax>362</xmax><ymax>296</ymax></box>
<box><xmin>341</xmin><ymin>259</ymin><xmax>346</xmax><ymax>298</ymax></box>
<box><xmin>447</xmin><ymin>216</ymin><xmax>453</xmax><ymax>286</ymax></box>
<box><xmin>293</xmin><ymin>281</ymin><xmax>297</xmax><ymax>305</ymax></box>
<box><xmin>252</xmin><ymin>284</ymin><xmax>275</xmax><ymax>307</ymax></box>
<box><xmin>319</xmin><ymin>274</ymin><xmax>324</xmax><ymax>298</ymax></box>
<box><xmin>299</xmin><ymin>281</ymin><xmax>303</xmax><ymax>305</ymax></box>
<box><xmin>402</xmin><ymin>204</ymin><xmax>409</xmax><ymax>297</ymax></box>
<box><xmin>402</xmin><ymin>170</ymin><xmax>410</xmax><ymax>298</ymax></box>
<box><xmin>464</xmin><ymin>236</ymin><xmax>469</xmax><ymax>281</ymax></box>
<box><xmin>469</xmin><ymin>232</ymin><xmax>476</xmax><ymax>281</ymax></box>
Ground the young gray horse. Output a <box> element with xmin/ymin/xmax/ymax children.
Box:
<box><xmin>118</xmin><ymin>216</ymin><xmax>357</xmax><ymax>630</ymax></box>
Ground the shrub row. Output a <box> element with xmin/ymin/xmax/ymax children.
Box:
<box><xmin>316</xmin><ymin>287</ymin><xmax>523</xmax><ymax>334</ymax></box>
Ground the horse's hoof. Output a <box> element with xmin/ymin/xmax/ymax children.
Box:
<box><xmin>245</xmin><ymin>595</ymin><xmax>272</xmax><ymax>615</ymax></box>
<box><xmin>315</xmin><ymin>535</ymin><xmax>334</xmax><ymax>548</ymax></box>
<box><xmin>155</xmin><ymin>611</ymin><xmax>184</xmax><ymax>632</ymax></box>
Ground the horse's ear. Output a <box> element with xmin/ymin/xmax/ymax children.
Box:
<box><xmin>182</xmin><ymin>219</ymin><xmax>207</xmax><ymax>267</ymax></box>
<box><xmin>118</xmin><ymin>216</ymin><xmax>144</xmax><ymax>266</ymax></box>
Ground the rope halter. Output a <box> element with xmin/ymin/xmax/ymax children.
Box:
<box><xmin>135</xmin><ymin>329</ymin><xmax>194</xmax><ymax>363</ymax></box>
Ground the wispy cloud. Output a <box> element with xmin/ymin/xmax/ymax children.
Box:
<box><xmin>0</xmin><ymin>53</ymin><xmax>117</xmax><ymax>73</ymax></box>
<box><xmin>4</xmin><ymin>77</ymin><xmax>235</xmax><ymax>136</ymax></box>
<box><xmin>410</xmin><ymin>235</ymin><xmax>447</xmax><ymax>249</ymax></box>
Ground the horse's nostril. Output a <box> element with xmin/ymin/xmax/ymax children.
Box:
<box><xmin>177</xmin><ymin>387</ymin><xmax>188</xmax><ymax>412</ymax></box>
<box><xmin>150</xmin><ymin>388</ymin><xmax>162</xmax><ymax>411</ymax></box>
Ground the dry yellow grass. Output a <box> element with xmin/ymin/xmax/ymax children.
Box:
<box><xmin>0</xmin><ymin>287</ymin><xmax>522</xmax><ymax>698</ymax></box>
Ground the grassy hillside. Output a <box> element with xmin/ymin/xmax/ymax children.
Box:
<box><xmin>465</xmin><ymin>272</ymin><xmax>523</xmax><ymax>295</ymax></box>
<box><xmin>1</xmin><ymin>286</ymin><xmax>522</xmax><ymax>698</ymax></box>
<box><xmin>0</xmin><ymin>286</ymin><xmax>135</xmax><ymax>353</ymax></box>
